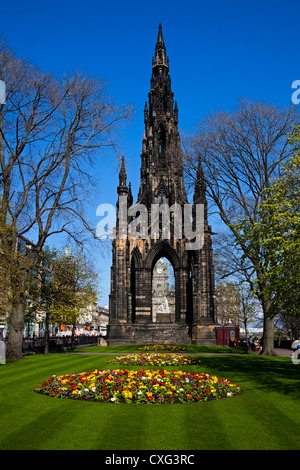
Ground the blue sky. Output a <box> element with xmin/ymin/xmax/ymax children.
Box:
<box><xmin>1</xmin><ymin>0</ymin><xmax>299</xmax><ymax>305</ymax></box>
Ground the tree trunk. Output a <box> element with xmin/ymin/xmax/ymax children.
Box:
<box><xmin>6</xmin><ymin>302</ymin><xmax>25</xmax><ymax>359</ymax></box>
<box><xmin>6</xmin><ymin>254</ymin><xmax>36</xmax><ymax>360</ymax></box>
<box><xmin>44</xmin><ymin>311</ymin><xmax>50</xmax><ymax>354</ymax></box>
<box><xmin>71</xmin><ymin>324</ymin><xmax>76</xmax><ymax>350</ymax></box>
<box><xmin>261</xmin><ymin>316</ymin><xmax>276</xmax><ymax>355</ymax></box>
<box><xmin>261</xmin><ymin>297</ymin><xmax>276</xmax><ymax>356</ymax></box>
<box><xmin>243</xmin><ymin>318</ymin><xmax>249</xmax><ymax>344</ymax></box>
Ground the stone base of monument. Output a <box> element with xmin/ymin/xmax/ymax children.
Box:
<box><xmin>155</xmin><ymin>313</ymin><xmax>171</xmax><ymax>323</ymax></box>
<box><xmin>190</xmin><ymin>323</ymin><xmax>218</xmax><ymax>346</ymax></box>
<box><xmin>107</xmin><ymin>322</ymin><xmax>217</xmax><ymax>346</ymax></box>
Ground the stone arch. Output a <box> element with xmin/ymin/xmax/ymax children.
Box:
<box><xmin>186</xmin><ymin>254</ymin><xmax>195</xmax><ymax>324</ymax></box>
<box><xmin>145</xmin><ymin>241</ymin><xmax>182</xmax><ymax>323</ymax></box>
<box><xmin>145</xmin><ymin>240</ymin><xmax>181</xmax><ymax>270</ymax></box>
<box><xmin>130</xmin><ymin>247</ymin><xmax>143</xmax><ymax>323</ymax></box>
<box><xmin>155</xmin><ymin>185</ymin><xmax>168</xmax><ymax>206</ymax></box>
<box><xmin>131</xmin><ymin>246</ymin><xmax>142</xmax><ymax>269</ymax></box>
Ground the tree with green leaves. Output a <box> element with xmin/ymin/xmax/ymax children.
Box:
<box><xmin>184</xmin><ymin>98</ymin><xmax>299</xmax><ymax>355</ymax></box>
<box><xmin>28</xmin><ymin>247</ymin><xmax>98</xmax><ymax>353</ymax></box>
<box><xmin>236</xmin><ymin>126</ymin><xmax>300</xmax><ymax>321</ymax></box>
<box><xmin>51</xmin><ymin>248</ymin><xmax>98</xmax><ymax>350</ymax></box>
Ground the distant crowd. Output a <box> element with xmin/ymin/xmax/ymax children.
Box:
<box><xmin>230</xmin><ymin>336</ymin><xmax>262</xmax><ymax>352</ymax></box>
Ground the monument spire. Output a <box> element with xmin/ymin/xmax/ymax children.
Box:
<box><xmin>154</xmin><ymin>23</ymin><xmax>167</xmax><ymax>65</ymax></box>
<box><xmin>108</xmin><ymin>26</ymin><xmax>217</xmax><ymax>347</ymax></box>
<box><xmin>117</xmin><ymin>156</ymin><xmax>128</xmax><ymax>195</ymax></box>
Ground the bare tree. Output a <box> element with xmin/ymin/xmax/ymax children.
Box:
<box><xmin>277</xmin><ymin>315</ymin><xmax>300</xmax><ymax>341</ymax></box>
<box><xmin>0</xmin><ymin>40</ymin><xmax>133</xmax><ymax>359</ymax></box>
<box><xmin>183</xmin><ymin>98</ymin><xmax>299</xmax><ymax>355</ymax></box>
<box><xmin>239</xmin><ymin>286</ymin><xmax>263</xmax><ymax>343</ymax></box>
<box><xmin>213</xmin><ymin>229</ymin><xmax>255</xmax><ymax>288</ymax></box>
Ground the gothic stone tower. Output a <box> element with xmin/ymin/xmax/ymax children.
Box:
<box><xmin>108</xmin><ymin>25</ymin><xmax>217</xmax><ymax>345</ymax></box>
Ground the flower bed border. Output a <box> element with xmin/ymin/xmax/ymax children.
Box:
<box><xmin>34</xmin><ymin>368</ymin><xmax>243</xmax><ymax>404</ymax></box>
<box><xmin>138</xmin><ymin>345</ymin><xmax>187</xmax><ymax>352</ymax></box>
<box><xmin>107</xmin><ymin>353</ymin><xmax>201</xmax><ymax>366</ymax></box>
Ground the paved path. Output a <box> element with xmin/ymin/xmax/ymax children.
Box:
<box><xmin>274</xmin><ymin>348</ymin><xmax>293</xmax><ymax>358</ymax></box>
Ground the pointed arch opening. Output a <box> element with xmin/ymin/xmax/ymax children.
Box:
<box><xmin>130</xmin><ymin>247</ymin><xmax>142</xmax><ymax>323</ymax></box>
<box><xmin>186</xmin><ymin>260</ymin><xmax>194</xmax><ymax>324</ymax></box>
<box><xmin>152</xmin><ymin>257</ymin><xmax>175</xmax><ymax>323</ymax></box>
<box><xmin>151</xmin><ymin>257</ymin><xmax>175</xmax><ymax>323</ymax></box>
<box><xmin>131</xmin><ymin>255</ymin><xmax>136</xmax><ymax>323</ymax></box>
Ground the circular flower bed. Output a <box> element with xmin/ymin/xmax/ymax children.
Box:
<box><xmin>107</xmin><ymin>353</ymin><xmax>201</xmax><ymax>366</ymax></box>
<box><xmin>139</xmin><ymin>345</ymin><xmax>187</xmax><ymax>352</ymax></box>
<box><xmin>34</xmin><ymin>369</ymin><xmax>242</xmax><ymax>404</ymax></box>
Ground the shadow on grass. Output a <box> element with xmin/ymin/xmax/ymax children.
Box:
<box><xmin>200</xmin><ymin>355</ymin><xmax>300</xmax><ymax>397</ymax></box>
<box><xmin>70</xmin><ymin>345</ymin><xmax>299</xmax><ymax>399</ymax></box>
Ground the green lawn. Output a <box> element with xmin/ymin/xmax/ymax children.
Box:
<box><xmin>75</xmin><ymin>343</ymin><xmax>248</xmax><ymax>354</ymax></box>
<box><xmin>0</xmin><ymin>347</ymin><xmax>299</xmax><ymax>450</ymax></box>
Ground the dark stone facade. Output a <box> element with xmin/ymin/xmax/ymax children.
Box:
<box><xmin>108</xmin><ymin>25</ymin><xmax>217</xmax><ymax>345</ymax></box>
